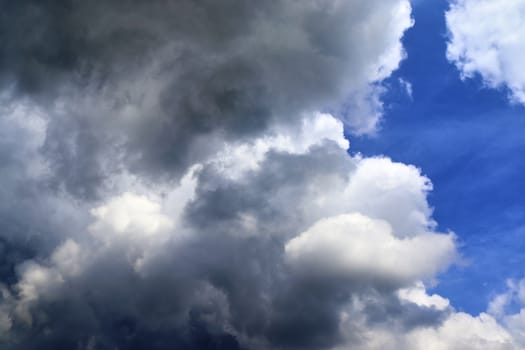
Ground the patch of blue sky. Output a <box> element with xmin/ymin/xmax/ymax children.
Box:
<box><xmin>349</xmin><ymin>0</ymin><xmax>525</xmax><ymax>314</ymax></box>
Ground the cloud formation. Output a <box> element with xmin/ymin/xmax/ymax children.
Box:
<box><xmin>285</xmin><ymin>213</ymin><xmax>455</xmax><ymax>286</ymax></box>
<box><xmin>1</xmin><ymin>0</ymin><xmax>413</xmax><ymax>198</ymax></box>
<box><xmin>446</xmin><ymin>0</ymin><xmax>525</xmax><ymax>104</ymax></box>
<box><xmin>0</xmin><ymin>1</ymin><xmax>524</xmax><ymax>349</ymax></box>
<box><xmin>0</xmin><ymin>109</ymin><xmax>521</xmax><ymax>349</ymax></box>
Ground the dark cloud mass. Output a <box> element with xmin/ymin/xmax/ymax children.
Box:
<box><xmin>0</xmin><ymin>0</ymin><xmax>411</xmax><ymax>196</ymax></box>
<box><xmin>3</xmin><ymin>1</ymin><xmax>517</xmax><ymax>350</ymax></box>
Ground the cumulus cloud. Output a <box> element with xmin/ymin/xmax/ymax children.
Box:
<box><xmin>333</xmin><ymin>284</ymin><xmax>519</xmax><ymax>350</ymax></box>
<box><xmin>446</xmin><ymin>0</ymin><xmax>525</xmax><ymax>103</ymax></box>
<box><xmin>402</xmin><ymin>312</ymin><xmax>517</xmax><ymax>350</ymax></box>
<box><xmin>285</xmin><ymin>213</ymin><xmax>455</xmax><ymax>287</ymax></box>
<box><xmin>0</xmin><ymin>1</ymin><xmax>522</xmax><ymax>349</ymax></box>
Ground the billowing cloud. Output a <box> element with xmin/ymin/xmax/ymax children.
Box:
<box><xmin>446</xmin><ymin>0</ymin><xmax>525</xmax><ymax>103</ymax></box>
<box><xmin>0</xmin><ymin>1</ymin><xmax>523</xmax><ymax>350</ymax></box>
<box><xmin>0</xmin><ymin>0</ymin><xmax>413</xmax><ymax>197</ymax></box>
<box><xmin>285</xmin><ymin>213</ymin><xmax>455</xmax><ymax>287</ymax></box>
<box><xmin>402</xmin><ymin>312</ymin><xmax>517</xmax><ymax>350</ymax></box>
<box><xmin>0</xmin><ymin>109</ymin><xmax>520</xmax><ymax>349</ymax></box>
<box><xmin>333</xmin><ymin>284</ymin><xmax>518</xmax><ymax>350</ymax></box>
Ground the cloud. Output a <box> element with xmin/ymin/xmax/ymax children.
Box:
<box><xmin>0</xmin><ymin>95</ymin><xmax>92</xmax><ymax>286</ymax></box>
<box><xmin>446</xmin><ymin>0</ymin><xmax>525</xmax><ymax>104</ymax></box>
<box><xmin>0</xmin><ymin>108</ymin><xmax>524</xmax><ymax>348</ymax></box>
<box><xmin>487</xmin><ymin>278</ymin><xmax>525</xmax><ymax>346</ymax></box>
<box><xmin>402</xmin><ymin>312</ymin><xmax>517</xmax><ymax>350</ymax></box>
<box><xmin>0</xmin><ymin>1</ymin><xmax>523</xmax><ymax>349</ymax></box>
<box><xmin>0</xmin><ymin>0</ymin><xmax>413</xmax><ymax>198</ymax></box>
<box><xmin>333</xmin><ymin>284</ymin><xmax>518</xmax><ymax>350</ymax></box>
<box><xmin>398</xmin><ymin>282</ymin><xmax>450</xmax><ymax>310</ymax></box>
<box><xmin>399</xmin><ymin>78</ymin><xmax>413</xmax><ymax>99</ymax></box>
<box><xmin>89</xmin><ymin>193</ymin><xmax>174</xmax><ymax>241</ymax></box>
<box><xmin>285</xmin><ymin>213</ymin><xmax>455</xmax><ymax>288</ymax></box>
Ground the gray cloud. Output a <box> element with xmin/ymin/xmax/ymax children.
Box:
<box><xmin>0</xmin><ymin>0</ymin><xmax>412</xmax><ymax>198</ymax></box>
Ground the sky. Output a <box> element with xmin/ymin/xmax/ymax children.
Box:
<box><xmin>352</xmin><ymin>0</ymin><xmax>525</xmax><ymax>315</ymax></box>
<box><xmin>1</xmin><ymin>0</ymin><xmax>525</xmax><ymax>349</ymax></box>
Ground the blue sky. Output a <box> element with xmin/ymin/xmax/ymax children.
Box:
<box><xmin>352</xmin><ymin>0</ymin><xmax>525</xmax><ymax>314</ymax></box>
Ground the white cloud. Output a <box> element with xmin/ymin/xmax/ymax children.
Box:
<box><xmin>404</xmin><ymin>312</ymin><xmax>518</xmax><ymax>350</ymax></box>
<box><xmin>285</xmin><ymin>213</ymin><xmax>455</xmax><ymax>286</ymax></box>
<box><xmin>335</xmin><ymin>285</ymin><xmax>519</xmax><ymax>350</ymax></box>
<box><xmin>342</xmin><ymin>157</ymin><xmax>435</xmax><ymax>237</ymax></box>
<box><xmin>487</xmin><ymin>278</ymin><xmax>525</xmax><ymax>347</ymax></box>
<box><xmin>506</xmin><ymin>310</ymin><xmax>525</xmax><ymax>346</ymax></box>
<box><xmin>89</xmin><ymin>193</ymin><xmax>174</xmax><ymax>241</ymax></box>
<box><xmin>398</xmin><ymin>282</ymin><xmax>450</xmax><ymax>310</ymax></box>
<box><xmin>446</xmin><ymin>0</ymin><xmax>525</xmax><ymax>103</ymax></box>
<box><xmin>14</xmin><ymin>262</ymin><xmax>64</xmax><ymax>325</ymax></box>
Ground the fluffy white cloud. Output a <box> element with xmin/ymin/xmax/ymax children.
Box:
<box><xmin>446</xmin><ymin>0</ymin><xmax>525</xmax><ymax>103</ymax></box>
<box><xmin>333</xmin><ymin>283</ymin><xmax>519</xmax><ymax>350</ymax></box>
<box><xmin>285</xmin><ymin>213</ymin><xmax>455</xmax><ymax>286</ymax></box>
<box><xmin>403</xmin><ymin>312</ymin><xmax>518</xmax><ymax>350</ymax></box>
<box><xmin>335</xmin><ymin>284</ymin><xmax>520</xmax><ymax>350</ymax></box>
<box><xmin>507</xmin><ymin>311</ymin><xmax>525</xmax><ymax>346</ymax></box>
<box><xmin>342</xmin><ymin>157</ymin><xmax>435</xmax><ymax>237</ymax></box>
<box><xmin>89</xmin><ymin>193</ymin><xmax>174</xmax><ymax>240</ymax></box>
<box><xmin>398</xmin><ymin>282</ymin><xmax>450</xmax><ymax>310</ymax></box>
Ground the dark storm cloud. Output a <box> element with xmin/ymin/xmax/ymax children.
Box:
<box><xmin>0</xmin><ymin>0</ymin><xmax>410</xmax><ymax>198</ymax></box>
<box><xmin>0</xmin><ymin>97</ymin><xmax>90</xmax><ymax>277</ymax></box>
